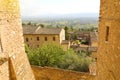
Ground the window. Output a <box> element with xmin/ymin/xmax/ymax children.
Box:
<box><xmin>53</xmin><ymin>37</ymin><xmax>55</xmax><ymax>41</ymax></box>
<box><xmin>26</xmin><ymin>38</ymin><xmax>29</xmax><ymax>42</ymax></box>
<box><xmin>105</xmin><ymin>26</ymin><xmax>109</xmax><ymax>41</ymax></box>
<box><xmin>37</xmin><ymin>37</ymin><xmax>39</xmax><ymax>41</ymax></box>
<box><xmin>45</xmin><ymin>37</ymin><xmax>47</xmax><ymax>41</ymax></box>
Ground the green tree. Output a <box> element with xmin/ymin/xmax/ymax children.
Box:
<box><xmin>39</xmin><ymin>24</ymin><xmax>45</xmax><ymax>28</ymax></box>
<box><xmin>25</xmin><ymin>43</ymin><xmax>92</xmax><ymax>72</ymax></box>
<box><xmin>64</xmin><ymin>26</ymin><xmax>70</xmax><ymax>40</ymax></box>
<box><xmin>60</xmin><ymin>49</ymin><xmax>80</xmax><ymax>69</ymax></box>
<box><xmin>72</xmin><ymin>34</ymin><xmax>77</xmax><ymax>40</ymax></box>
<box><xmin>70</xmin><ymin>26</ymin><xmax>74</xmax><ymax>31</ymax></box>
<box><xmin>26</xmin><ymin>43</ymin><xmax>65</xmax><ymax>67</ymax></box>
<box><xmin>64</xmin><ymin>26</ymin><xmax>68</xmax><ymax>32</ymax></box>
<box><xmin>27</xmin><ymin>21</ymin><xmax>32</xmax><ymax>25</ymax></box>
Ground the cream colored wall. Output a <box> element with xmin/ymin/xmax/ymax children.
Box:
<box><xmin>24</xmin><ymin>34</ymin><xmax>60</xmax><ymax>48</ymax></box>
<box><xmin>60</xmin><ymin>29</ymin><xmax>65</xmax><ymax>44</ymax></box>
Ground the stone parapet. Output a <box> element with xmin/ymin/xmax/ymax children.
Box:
<box><xmin>32</xmin><ymin>66</ymin><xmax>95</xmax><ymax>80</ymax></box>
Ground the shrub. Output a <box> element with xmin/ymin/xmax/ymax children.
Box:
<box><xmin>25</xmin><ymin>43</ymin><xmax>92</xmax><ymax>72</ymax></box>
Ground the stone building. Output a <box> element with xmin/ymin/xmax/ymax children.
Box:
<box><xmin>90</xmin><ymin>31</ymin><xmax>98</xmax><ymax>59</ymax></box>
<box><xmin>0</xmin><ymin>0</ymin><xmax>120</xmax><ymax>80</ymax></box>
<box><xmin>23</xmin><ymin>26</ymin><xmax>70</xmax><ymax>50</ymax></box>
<box><xmin>75</xmin><ymin>31</ymin><xmax>90</xmax><ymax>42</ymax></box>
<box><xmin>90</xmin><ymin>31</ymin><xmax>98</xmax><ymax>47</ymax></box>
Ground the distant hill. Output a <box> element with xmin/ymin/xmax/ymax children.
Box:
<box><xmin>22</xmin><ymin>13</ymin><xmax>99</xmax><ymax>24</ymax></box>
<box><xmin>22</xmin><ymin>13</ymin><xmax>98</xmax><ymax>18</ymax></box>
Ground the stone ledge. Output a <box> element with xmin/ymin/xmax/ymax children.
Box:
<box><xmin>32</xmin><ymin>66</ymin><xmax>95</xmax><ymax>80</ymax></box>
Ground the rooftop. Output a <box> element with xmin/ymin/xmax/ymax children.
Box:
<box><xmin>23</xmin><ymin>25</ymin><xmax>63</xmax><ymax>35</ymax></box>
<box><xmin>74</xmin><ymin>31</ymin><xmax>90</xmax><ymax>35</ymax></box>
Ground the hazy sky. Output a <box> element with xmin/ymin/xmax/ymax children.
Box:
<box><xmin>20</xmin><ymin>0</ymin><xmax>100</xmax><ymax>17</ymax></box>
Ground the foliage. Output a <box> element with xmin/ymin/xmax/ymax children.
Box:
<box><xmin>72</xmin><ymin>33</ymin><xmax>77</xmax><ymax>40</ymax></box>
<box><xmin>60</xmin><ymin>49</ymin><xmax>92</xmax><ymax>72</ymax></box>
<box><xmin>65</xmin><ymin>33</ymin><xmax>70</xmax><ymax>40</ymax></box>
<box><xmin>25</xmin><ymin>43</ymin><xmax>92</xmax><ymax>72</ymax></box>
<box><xmin>81</xmin><ymin>40</ymin><xmax>89</xmax><ymax>45</ymax></box>
<box><xmin>72</xmin><ymin>40</ymin><xmax>80</xmax><ymax>45</ymax></box>
<box><xmin>64</xmin><ymin>26</ymin><xmax>69</xmax><ymax>31</ymax></box>
<box><xmin>39</xmin><ymin>24</ymin><xmax>45</xmax><ymax>28</ymax></box>
<box><xmin>27</xmin><ymin>21</ymin><xmax>32</xmax><ymax>25</ymax></box>
<box><xmin>64</xmin><ymin>26</ymin><xmax>70</xmax><ymax>40</ymax></box>
<box><xmin>25</xmin><ymin>43</ymin><xmax>65</xmax><ymax>67</ymax></box>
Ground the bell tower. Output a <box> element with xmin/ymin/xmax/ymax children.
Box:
<box><xmin>97</xmin><ymin>0</ymin><xmax>120</xmax><ymax>79</ymax></box>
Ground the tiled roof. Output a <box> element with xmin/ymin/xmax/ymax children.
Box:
<box><xmin>23</xmin><ymin>25</ymin><xmax>62</xmax><ymax>35</ymax></box>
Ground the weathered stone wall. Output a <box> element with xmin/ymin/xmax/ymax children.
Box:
<box><xmin>24</xmin><ymin>34</ymin><xmax>60</xmax><ymax>48</ymax></box>
<box><xmin>97</xmin><ymin>0</ymin><xmax>120</xmax><ymax>80</ymax></box>
<box><xmin>32</xmin><ymin>66</ymin><xmax>95</xmax><ymax>80</ymax></box>
<box><xmin>0</xmin><ymin>0</ymin><xmax>35</xmax><ymax>80</ymax></box>
<box><xmin>0</xmin><ymin>61</ymin><xmax>9</xmax><ymax>80</ymax></box>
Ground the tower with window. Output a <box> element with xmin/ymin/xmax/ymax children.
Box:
<box><xmin>97</xmin><ymin>0</ymin><xmax>120</xmax><ymax>79</ymax></box>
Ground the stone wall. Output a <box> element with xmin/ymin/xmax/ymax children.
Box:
<box><xmin>0</xmin><ymin>0</ymin><xmax>35</xmax><ymax>80</ymax></box>
<box><xmin>32</xmin><ymin>66</ymin><xmax>95</xmax><ymax>80</ymax></box>
<box><xmin>97</xmin><ymin>0</ymin><xmax>120</xmax><ymax>80</ymax></box>
<box><xmin>24</xmin><ymin>34</ymin><xmax>60</xmax><ymax>48</ymax></box>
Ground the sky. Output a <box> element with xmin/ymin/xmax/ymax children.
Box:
<box><xmin>20</xmin><ymin>0</ymin><xmax>100</xmax><ymax>17</ymax></box>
